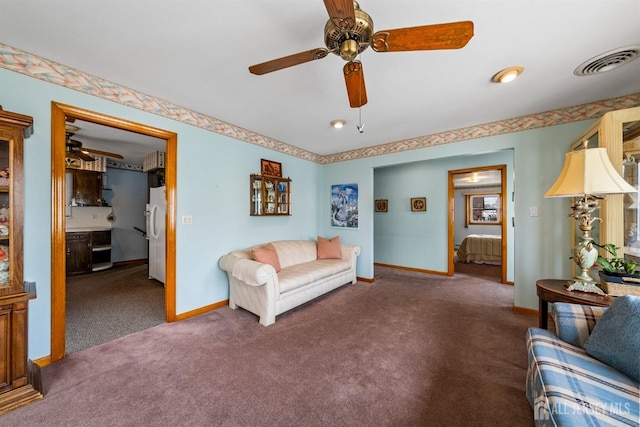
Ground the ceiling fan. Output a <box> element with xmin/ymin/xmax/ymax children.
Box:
<box><xmin>65</xmin><ymin>124</ymin><xmax>124</xmax><ymax>161</ymax></box>
<box><xmin>248</xmin><ymin>0</ymin><xmax>474</xmax><ymax>108</ymax></box>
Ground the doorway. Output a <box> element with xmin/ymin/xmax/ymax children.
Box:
<box><xmin>448</xmin><ymin>165</ymin><xmax>508</xmax><ymax>283</ymax></box>
<box><xmin>51</xmin><ymin>102</ymin><xmax>178</xmax><ymax>363</ymax></box>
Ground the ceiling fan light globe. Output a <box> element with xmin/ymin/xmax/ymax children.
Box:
<box><xmin>340</xmin><ymin>39</ymin><xmax>359</xmax><ymax>61</ymax></box>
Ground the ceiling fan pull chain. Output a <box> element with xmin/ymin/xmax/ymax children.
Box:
<box><xmin>357</xmin><ymin>54</ymin><xmax>364</xmax><ymax>133</ymax></box>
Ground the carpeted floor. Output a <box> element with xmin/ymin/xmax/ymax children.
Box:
<box><xmin>66</xmin><ymin>264</ymin><xmax>165</xmax><ymax>354</ymax></box>
<box><xmin>10</xmin><ymin>265</ymin><xmax>536</xmax><ymax>426</ymax></box>
<box><xmin>454</xmin><ymin>259</ymin><xmax>502</xmax><ymax>282</ymax></box>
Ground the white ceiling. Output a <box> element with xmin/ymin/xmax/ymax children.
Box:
<box><xmin>1</xmin><ymin>0</ymin><xmax>640</xmax><ymax>160</ymax></box>
<box><xmin>453</xmin><ymin>170</ymin><xmax>501</xmax><ymax>188</ymax></box>
<box><xmin>69</xmin><ymin>120</ymin><xmax>166</xmax><ymax>166</ymax></box>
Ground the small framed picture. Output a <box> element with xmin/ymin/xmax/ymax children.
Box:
<box><xmin>375</xmin><ymin>199</ymin><xmax>388</xmax><ymax>212</ymax></box>
<box><xmin>411</xmin><ymin>197</ymin><xmax>427</xmax><ymax>212</ymax></box>
<box><xmin>261</xmin><ymin>159</ymin><xmax>282</xmax><ymax>177</ymax></box>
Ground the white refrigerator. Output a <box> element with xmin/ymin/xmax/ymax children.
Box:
<box><xmin>146</xmin><ymin>186</ymin><xmax>166</xmax><ymax>284</ymax></box>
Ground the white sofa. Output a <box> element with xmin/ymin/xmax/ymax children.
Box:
<box><xmin>219</xmin><ymin>240</ymin><xmax>361</xmax><ymax>326</ymax></box>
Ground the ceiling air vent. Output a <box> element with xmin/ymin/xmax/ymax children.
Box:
<box><xmin>574</xmin><ymin>45</ymin><xmax>640</xmax><ymax>76</ymax></box>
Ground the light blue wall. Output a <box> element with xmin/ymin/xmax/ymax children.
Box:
<box><xmin>2</xmin><ymin>65</ymin><xmax>597</xmax><ymax>360</ymax></box>
<box><xmin>373</xmin><ymin>152</ymin><xmax>510</xmax><ymax>274</ymax></box>
<box><xmin>322</xmin><ymin>122</ymin><xmax>594</xmax><ymax>311</ymax></box>
<box><xmin>102</xmin><ymin>168</ymin><xmax>148</xmax><ymax>262</ymax></box>
<box><xmin>1</xmin><ymin>68</ymin><xmax>321</xmax><ymax>359</ymax></box>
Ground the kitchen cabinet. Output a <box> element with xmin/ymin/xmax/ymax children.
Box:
<box><xmin>0</xmin><ymin>106</ymin><xmax>42</xmax><ymax>413</ymax></box>
<box><xmin>91</xmin><ymin>230</ymin><xmax>113</xmax><ymax>272</ymax></box>
<box><xmin>65</xmin><ymin>232</ymin><xmax>91</xmax><ymax>275</ymax></box>
<box><xmin>70</xmin><ymin>170</ymin><xmax>103</xmax><ymax>206</ymax></box>
<box><xmin>250</xmin><ymin>174</ymin><xmax>291</xmax><ymax>216</ymax></box>
<box><xmin>66</xmin><ymin>230</ymin><xmax>112</xmax><ymax>275</ymax></box>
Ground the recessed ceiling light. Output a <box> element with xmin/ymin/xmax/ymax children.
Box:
<box><xmin>492</xmin><ymin>66</ymin><xmax>524</xmax><ymax>83</ymax></box>
<box><xmin>331</xmin><ymin>120</ymin><xmax>346</xmax><ymax>129</ymax></box>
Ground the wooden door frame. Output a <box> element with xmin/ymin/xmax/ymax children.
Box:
<box><xmin>51</xmin><ymin>102</ymin><xmax>178</xmax><ymax>362</ymax></box>
<box><xmin>448</xmin><ymin>165</ymin><xmax>507</xmax><ymax>283</ymax></box>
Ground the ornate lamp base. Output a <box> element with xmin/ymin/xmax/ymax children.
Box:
<box><xmin>569</xmin><ymin>209</ymin><xmax>606</xmax><ymax>295</ymax></box>
<box><xmin>566</xmin><ymin>280</ymin><xmax>606</xmax><ymax>295</ymax></box>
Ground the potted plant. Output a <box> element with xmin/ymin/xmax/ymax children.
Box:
<box><xmin>593</xmin><ymin>242</ymin><xmax>640</xmax><ymax>296</ymax></box>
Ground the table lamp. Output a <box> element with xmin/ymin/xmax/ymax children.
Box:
<box><xmin>544</xmin><ymin>145</ymin><xmax>637</xmax><ymax>293</ymax></box>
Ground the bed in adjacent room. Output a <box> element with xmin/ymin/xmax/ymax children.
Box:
<box><xmin>457</xmin><ymin>234</ymin><xmax>502</xmax><ymax>265</ymax></box>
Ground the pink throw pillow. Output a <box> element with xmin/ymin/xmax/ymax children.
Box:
<box><xmin>317</xmin><ymin>236</ymin><xmax>342</xmax><ymax>259</ymax></box>
<box><xmin>251</xmin><ymin>243</ymin><xmax>281</xmax><ymax>272</ymax></box>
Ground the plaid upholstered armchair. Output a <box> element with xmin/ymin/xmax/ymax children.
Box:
<box><xmin>525</xmin><ymin>297</ymin><xmax>639</xmax><ymax>426</ymax></box>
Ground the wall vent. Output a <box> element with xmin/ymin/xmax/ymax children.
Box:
<box><xmin>574</xmin><ymin>45</ymin><xmax>640</xmax><ymax>76</ymax></box>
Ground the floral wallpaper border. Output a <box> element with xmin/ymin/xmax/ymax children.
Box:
<box><xmin>1</xmin><ymin>42</ymin><xmax>638</xmax><ymax>165</ymax></box>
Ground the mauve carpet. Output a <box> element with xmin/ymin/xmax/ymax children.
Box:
<box><xmin>5</xmin><ymin>265</ymin><xmax>536</xmax><ymax>426</ymax></box>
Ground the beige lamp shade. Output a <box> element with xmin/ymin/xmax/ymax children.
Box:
<box><xmin>545</xmin><ymin>147</ymin><xmax>637</xmax><ymax>197</ymax></box>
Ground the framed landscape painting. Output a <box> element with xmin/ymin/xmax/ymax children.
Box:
<box><xmin>260</xmin><ymin>159</ymin><xmax>282</xmax><ymax>177</ymax></box>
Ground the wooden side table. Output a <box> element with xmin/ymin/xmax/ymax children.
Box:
<box><xmin>536</xmin><ymin>279</ymin><xmax>614</xmax><ymax>329</ymax></box>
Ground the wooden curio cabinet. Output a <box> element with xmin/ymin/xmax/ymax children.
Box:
<box><xmin>250</xmin><ymin>174</ymin><xmax>291</xmax><ymax>216</ymax></box>
<box><xmin>0</xmin><ymin>106</ymin><xmax>42</xmax><ymax>414</ymax></box>
<box><xmin>569</xmin><ymin>106</ymin><xmax>640</xmax><ymax>268</ymax></box>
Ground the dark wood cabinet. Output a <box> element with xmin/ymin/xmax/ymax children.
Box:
<box><xmin>65</xmin><ymin>232</ymin><xmax>91</xmax><ymax>275</ymax></box>
<box><xmin>66</xmin><ymin>230</ymin><xmax>112</xmax><ymax>275</ymax></box>
<box><xmin>71</xmin><ymin>170</ymin><xmax>102</xmax><ymax>206</ymax></box>
<box><xmin>0</xmin><ymin>106</ymin><xmax>42</xmax><ymax>413</ymax></box>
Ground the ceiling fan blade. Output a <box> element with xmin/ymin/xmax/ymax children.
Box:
<box><xmin>249</xmin><ymin>48</ymin><xmax>329</xmax><ymax>75</ymax></box>
<box><xmin>82</xmin><ymin>147</ymin><xmax>124</xmax><ymax>160</ymax></box>
<box><xmin>343</xmin><ymin>61</ymin><xmax>367</xmax><ymax>108</ymax></box>
<box><xmin>66</xmin><ymin>148</ymin><xmax>96</xmax><ymax>162</ymax></box>
<box><xmin>323</xmin><ymin>0</ymin><xmax>355</xmax><ymax>21</ymax></box>
<box><xmin>372</xmin><ymin>21</ymin><xmax>474</xmax><ymax>52</ymax></box>
<box><xmin>77</xmin><ymin>152</ymin><xmax>97</xmax><ymax>162</ymax></box>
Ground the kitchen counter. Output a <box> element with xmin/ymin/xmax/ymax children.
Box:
<box><xmin>66</xmin><ymin>226</ymin><xmax>112</xmax><ymax>232</ymax></box>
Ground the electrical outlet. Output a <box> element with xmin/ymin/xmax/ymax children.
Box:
<box><xmin>182</xmin><ymin>215</ymin><xmax>193</xmax><ymax>225</ymax></box>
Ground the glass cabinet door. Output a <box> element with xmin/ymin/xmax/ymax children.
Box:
<box><xmin>0</xmin><ymin>139</ymin><xmax>8</xmax><ymax>286</ymax></box>
<box><xmin>276</xmin><ymin>179</ymin><xmax>289</xmax><ymax>214</ymax></box>
<box><xmin>250</xmin><ymin>174</ymin><xmax>263</xmax><ymax>215</ymax></box>
<box><xmin>622</xmin><ymin>119</ymin><xmax>640</xmax><ymax>260</ymax></box>
<box><xmin>264</xmin><ymin>177</ymin><xmax>276</xmax><ymax>214</ymax></box>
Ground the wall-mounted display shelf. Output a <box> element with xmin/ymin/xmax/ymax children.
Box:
<box><xmin>250</xmin><ymin>174</ymin><xmax>291</xmax><ymax>216</ymax></box>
